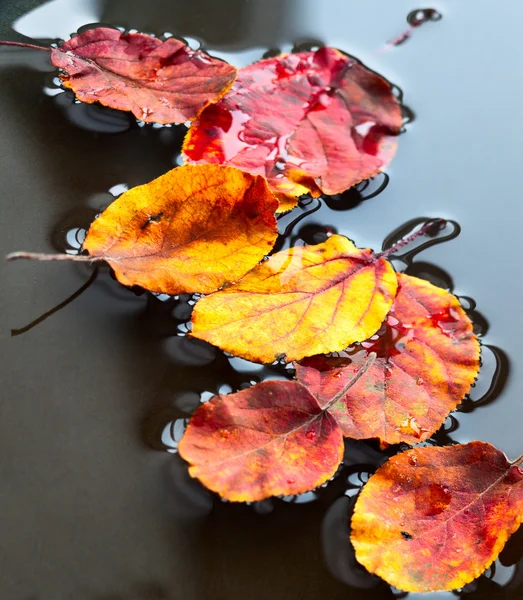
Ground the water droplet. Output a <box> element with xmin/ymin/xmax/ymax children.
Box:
<box><xmin>407</xmin><ymin>8</ymin><xmax>442</xmax><ymax>27</ymax></box>
<box><xmin>305</xmin><ymin>431</ymin><xmax>316</xmax><ymax>441</ymax></box>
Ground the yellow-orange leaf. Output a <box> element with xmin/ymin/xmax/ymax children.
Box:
<box><xmin>83</xmin><ymin>164</ymin><xmax>278</xmax><ymax>294</ymax></box>
<box><xmin>190</xmin><ymin>235</ymin><xmax>398</xmax><ymax>363</ymax></box>
<box><xmin>351</xmin><ymin>442</ymin><xmax>523</xmax><ymax>592</ymax></box>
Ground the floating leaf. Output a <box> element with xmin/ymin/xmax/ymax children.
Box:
<box><xmin>296</xmin><ymin>273</ymin><xmax>480</xmax><ymax>444</ymax></box>
<box><xmin>190</xmin><ymin>235</ymin><xmax>397</xmax><ymax>363</ymax></box>
<box><xmin>184</xmin><ymin>46</ymin><xmax>402</xmax><ymax>203</ymax></box>
<box><xmin>179</xmin><ymin>355</ymin><xmax>375</xmax><ymax>501</ymax></box>
<box><xmin>83</xmin><ymin>164</ymin><xmax>278</xmax><ymax>294</ymax></box>
<box><xmin>49</xmin><ymin>27</ymin><xmax>236</xmax><ymax>123</ymax></box>
<box><xmin>351</xmin><ymin>442</ymin><xmax>523</xmax><ymax>592</ymax></box>
<box><xmin>178</xmin><ymin>380</ymin><xmax>343</xmax><ymax>501</ymax></box>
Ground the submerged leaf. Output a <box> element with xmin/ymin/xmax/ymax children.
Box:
<box><xmin>184</xmin><ymin>47</ymin><xmax>402</xmax><ymax>201</ymax></box>
<box><xmin>83</xmin><ymin>164</ymin><xmax>278</xmax><ymax>294</ymax></box>
<box><xmin>351</xmin><ymin>442</ymin><xmax>523</xmax><ymax>592</ymax></box>
<box><xmin>50</xmin><ymin>28</ymin><xmax>236</xmax><ymax>123</ymax></box>
<box><xmin>296</xmin><ymin>274</ymin><xmax>480</xmax><ymax>444</ymax></box>
<box><xmin>178</xmin><ymin>380</ymin><xmax>344</xmax><ymax>501</ymax></box>
<box><xmin>190</xmin><ymin>235</ymin><xmax>398</xmax><ymax>363</ymax></box>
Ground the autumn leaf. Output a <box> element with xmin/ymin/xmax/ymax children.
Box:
<box><xmin>0</xmin><ymin>28</ymin><xmax>237</xmax><ymax>124</ymax></box>
<box><xmin>8</xmin><ymin>165</ymin><xmax>279</xmax><ymax>294</ymax></box>
<box><xmin>183</xmin><ymin>46</ymin><xmax>402</xmax><ymax>203</ymax></box>
<box><xmin>80</xmin><ymin>164</ymin><xmax>279</xmax><ymax>294</ymax></box>
<box><xmin>178</xmin><ymin>380</ymin><xmax>343</xmax><ymax>501</ymax></box>
<box><xmin>178</xmin><ymin>354</ymin><xmax>375</xmax><ymax>501</ymax></box>
<box><xmin>351</xmin><ymin>442</ymin><xmax>523</xmax><ymax>592</ymax></box>
<box><xmin>295</xmin><ymin>273</ymin><xmax>480</xmax><ymax>444</ymax></box>
<box><xmin>190</xmin><ymin>235</ymin><xmax>398</xmax><ymax>363</ymax></box>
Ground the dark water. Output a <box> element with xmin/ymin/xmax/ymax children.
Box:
<box><xmin>1</xmin><ymin>1</ymin><xmax>523</xmax><ymax>599</ymax></box>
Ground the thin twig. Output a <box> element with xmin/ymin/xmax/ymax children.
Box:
<box><xmin>11</xmin><ymin>266</ymin><xmax>99</xmax><ymax>337</ymax></box>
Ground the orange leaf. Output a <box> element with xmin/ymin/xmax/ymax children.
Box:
<box><xmin>190</xmin><ymin>235</ymin><xmax>398</xmax><ymax>363</ymax></box>
<box><xmin>183</xmin><ymin>47</ymin><xmax>401</xmax><ymax>201</ymax></box>
<box><xmin>83</xmin><ymin>164</ymin><xmax>278</xmax><ymax>294</ymax></box>
<box><xmin>351</xmin><ymin>442</ymin><xmax>523</xmax><ymax>592</ymax></box>
<box><xmin>296</xmin><ymin>273</ymin><xmax>480</xmax><ymax>444</ymax></box>
<box><xmin>178</xmin><ymin>380</ymin><xmax>344</xmax><ymax>501</ymax></box>
<box><xmin>50</xmin><ymin>28</ymin><xmax>236</xmax><ymax>124</ymax></box>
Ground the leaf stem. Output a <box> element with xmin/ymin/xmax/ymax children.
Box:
<box><xmin>374</xmin><ymin>218</ymin><xmax>447</xmax><ymax>261</ymax></box>
<box><xmin>6</xmin><ymin>251</ymin><xmax>103</xmax><ymax>263</ymax></box>
<box><xmin>324</xmin><ymin>352</ymin><xmax>376</xmax><ymax>410</ymax></box>
<box><xmin>0</xmin><ymin>40</ymin><xmax>50</xmax><ymax>52</ymax></box>
<box><xmin>11</xmin><ymin>266</ymin><xmax>99</xmax><ymax>337</ymax></box>
<box><xmin>510</xmin><ymin>455</ymin><xmax>523</xmax><ymax>467</ymax></box>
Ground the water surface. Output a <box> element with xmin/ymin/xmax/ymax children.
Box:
<box><xmin>1</xmin><ymin>1</ymin><xmax>523</xmax><ymax>599</ymax></box>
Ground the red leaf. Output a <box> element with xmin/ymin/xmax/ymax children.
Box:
<box><xmin>296</xmin><ymin>274</ymin><xmax>480</xmax><ymax>444</ymax></box>
<box><xmin>178</xmin><ymin>380</ymin><xmax>343</xmax><ymax>501</ymax></box>
<box><xmin>50</xmin><ymin>28</ymin><xmax>237</xmax><ymax>123</ymax></box>
<box><xmin>351</xmin><ymin>442</ymin><xmax>523</xmax><ymax>592</ymax></box>
<box><xmin>184</xmin><ymin>47</ymin><xmax>402</xmax><ymax>200</ymax></box>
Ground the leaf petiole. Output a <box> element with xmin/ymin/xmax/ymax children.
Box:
<box><xmin>374</xmin><ymin>218</ymin><xmax>446</xmax><ymax>261</ymax></box>
<box><xmin>0</xmin><ymin>40</ymin><xmax>49</xmax><ymax>52</ymax></box>
<box><xmin>510</xmin><ymin>454</ymin><xmax>523</xmax><ymax>467</ymax></box>
<box><xmin>6</xmin><ymin>251</ymin><xmax>103</xmax><ymax>263</ymax></box>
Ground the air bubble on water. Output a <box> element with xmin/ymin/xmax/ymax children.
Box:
<box><xmin>229</xmin><ymin>357</ymin><xmax>264</xmax><ymax>373</ymax></box>
<box><xmin>43</xmin><ymin>87</ymin><xmax>64</xmax><ymax>97</ymax></box>
<box><xmin>184</xmin><ymin>36</ymin><xmax>202</xmax><ymax>50</ymax></box>
<box><xmin>174</xmin><ymin>153</ymin><xmax>185</xmax><ymax>166</ymax></box>
<box><xmin>200</xmin><ymin>391</ymin><xmax>215</xmax><ymax>403</ymax></box>
<box><xmin>294</xmin><ymin>492</ymin><xmax>317</xmax><ymax>504</ymax></box>
<box><xmin>152</xmin><ymin>293</ymin><xmax>172</xmax><ymax>302</ymax></box>
<box><xmin>160</xmin><ymin>418</ymin><xmax>187</xmax><ymax>453</ymax></box>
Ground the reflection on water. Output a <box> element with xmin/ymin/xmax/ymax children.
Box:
<box><xmin>2</xmin><ymin>0</ymin><xmax>523</xmax><ymax>599</ymax></box>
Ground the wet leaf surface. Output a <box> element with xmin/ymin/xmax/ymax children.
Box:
<box><xmin>190</xmin><ymin>235</ymin><xmax>397</xmax><ymax>363</ymax></box>
<box><xmin>296</xmin><ymin>273</ymin><xmax>480</xmax><ymax>444</ymax></box>
<box><xmin>184</xmin><ymin>47</ymin><xmax>401</xmax><ymax>202</ymax></box>
<box><xmin>50</xmin><ymin>27</ymin><xmax>237</xmax><ymax>123</ymax></box>
<box><xmin>178</xmin><ymin>380</ymin><xmax>344</xmax><ymax>501</ymax></box>
<box><xmin>83</xmin><ymin>164</ymin><xmax>278</xmax><ymax>294</ymax></box>
<box><xmin>351</xmin><ymin>442</ymin><xmax>523</xmax><ymax>592</ymax></box>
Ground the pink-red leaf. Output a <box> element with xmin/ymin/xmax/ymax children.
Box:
<box><xmin>178</xmin><ymin>380</ymin><xmax>343</xmax><ymax>501</ymax></box>
<box><xmin>50</xmin><ymin>28</ymin><xmax>237</xmax><ymax>123</ymax></box>
<box><xmin>183</xmin><ymin>47</ymin><xmax>402</xmax><ymax>202</ymax></box>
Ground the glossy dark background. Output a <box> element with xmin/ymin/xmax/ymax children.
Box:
<box><xmin>1</xmin><ymin>1</ymin><xmax>523</xmax><ymax>599</ymax></box>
